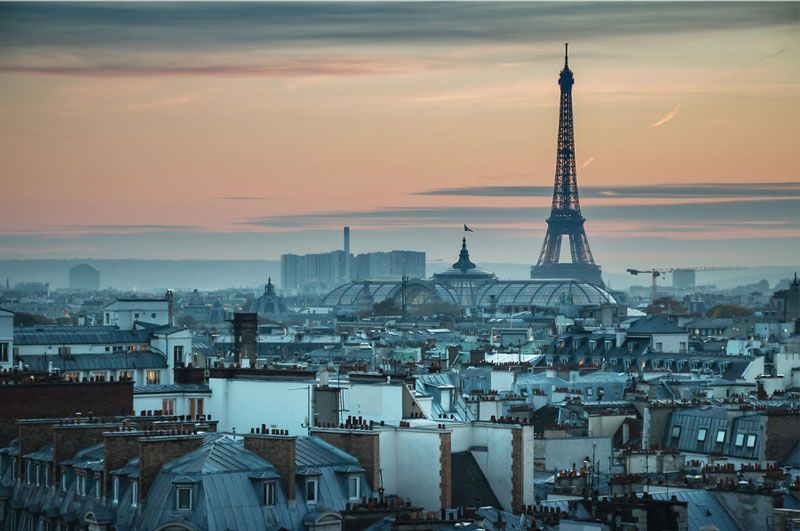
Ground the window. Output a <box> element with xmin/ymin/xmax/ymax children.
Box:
<box><xmin>173</xmin><ymin>345</ymin><xmax>184</xmax><ymax>367</ymax></box>
<box><xmin>589</xmin><ymin>340</ymin><xmax>596</xmax><ymax>351</ymax></box>
<box><xmin>697</xmin><ymin>428</ymin><xmax>707</xmax><ymax>442</ymax></box>
<box><xmin>119</xmin><ymin>370</ymin><xmax>134</xmax><ymax>381</ymax></box>
<box><xmin>60</xmin><ymin>471</ymin><xmax>67</xmax><ymax>492</ymax></box>
<box><xmin>112</xmin><ymin>477</ymin><xmax>120</xmax><ymax>503</ymax></box>
<box><xmin>11</xmin><ymin>457</ymin><xmax>17</xmax><ymax>481</ymax></box>
<box><xmin>305</xmin><ymin>478</ymin><xmax>318</xmax><ymax>504</ymax></box>
<box><xmin>175</xmin><ymin>486</ymin><xmax>192</xmax><ymax>510</ymax></box>
<box><xmin>151</xmin><ymin>313</ymin><xmax>157</xmax><ymax>319</ymax></box>
<box><xmin>95</xmin><ymin>477</ymin><xmax>102</xmax><ymax>499</ymax></box>
<box><xmin>146</xmin><ymin>370</ymin><xmax>160</xmax><ymax>384</ymax></box>
<box><xmin>131</xmin><ymin>481</ymin><xmax>138</xmax><ymax>507</ymax></box>
<box><xmin>605</xmin><ymin>340</ymin><xmax>612</xmax><ymax>351</ymax></box>
<box><xmin>655</xmin><ymin>342</ymin><xmax>663</xmax><ymax>351</ymax></box>
<box><xmin>572</xmin><ymin>340</ymin><xmax>579</xmax><ymax>350</ymax></box>
<box><xmin>43</xmin><ymin>465</ymin><xmax>49</xmax><ymax>487</ymax></box>
<box><xmin>348</xmin><ymin>476</ymin><xmax>360</xmax><ymax>500</ymax></box>
<box><xmin>76</xmin><ymin>473</ymin><xmax>86</xmax><ymax>496</ymax></box>
<box><xmin>671</xmin><ymin>426</ymin><xmax>681</xmax><ymax>438</ymax></box>
<box><xmin>0</xmin><ymin>342</ymin><xmax>8</xmax><ymax>362</ymax></box>
<box><xmin>65</xmin><ymin>372</ymin><xmax>80</xmax><ymax>382</ymax></box>
<box><xmin>26</xmin><ymin>461</ymin><xmax>32</xmax><ymax>484</ymax></box>
<box><xmin>735</xmin><ymin>433</ymin><xmax>745</xmax><ymax>447</ymax></box>
<box><xmin>105</xmin><ymin>313</ymin><xmax>110</xmax><ymax>324</ymax></box>
<box><xmin>189</xmin><ymin>398</ymin><xmax>204</xmax><ymax>418</ymax></box>
<box><xmin>746</xmin><ymin>434</ymin><xmax>757</xmax><ymax>448</ymax></box>
<box><xmin>679</xmin><ymin>342</ymin><xmax>687</xmax><ymax>353</ymax></box>
<box><xmin>716</xmin><ymin>430</ymin><xmax>726</xmax><ymax>444</ymax></box>
<box><xmin>585</xmin><ymin>387</ymin><xmax>593</xmax><ymax>397</ymax></box>
<box><xmin>134</xmin><ymin>313</ymin><xmax>140</xmax><ymax>319</ymax></box>
<box><xmin>162</xmin><ymin>399</ymin><xmax>175</xmax><ymax>415</ymax></box>
<box><xmin>35</xmin><ymin>463</ymin><xmax>41</xmax><ymax>485</ymax></box>
<box><xmin>263</xmin><ymin>481</ymin><xmax>276</xmax><ymax>506</ymax></box>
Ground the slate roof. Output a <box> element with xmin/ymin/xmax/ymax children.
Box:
<box><xmin>451</xmin><ymin>452</ymin><xmax>501</xmax><ymax>509</ymax></box>
<box><xmin>13</xmin><ymin>326</ymin><xmax>151</xmax><ymax>346</ymax></box>
<box><xmin>133</xmin><ymin>384</ymin><xmax>211</xmax><ymax>395</ymax></box>
<box><xmin>627</xmin><ymin>316</ymin><xmax>685</xmax><ymax>335</ymax></box>
<box><xmin>721</xmin><ymin>360</ymin><xmax>753</xmax><ymax>381</ymax></box>
<box><xmin>20</xmin><ymin>351</ymin><xmax>166</xmax><ymax>371</ymax></box>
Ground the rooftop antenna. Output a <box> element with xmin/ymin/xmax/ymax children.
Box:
<box><xmin>564</xmin><ymin>42</ymin><xmax>569</xmax><ymax>67</ymax></box>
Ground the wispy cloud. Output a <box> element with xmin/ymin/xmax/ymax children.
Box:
<box><xmin>581</xmin><ymin>157</ymin><xmax>595</xmax><ymax>169</ymax></box>
<box><xmin>50</xmin><ymin>224</ymin><xmax>198</xmax><ymax>234</ymax></box>
<box><xmin>219</xmin><ymin>196</ymin><xmax>271</xmax><ymax>201</ymax></box>
<box><xmin>651</xmin><ymin>104</ymin><xmax>681</xmax><ymax>128</ymax></box>
<box><xmin>417</xmin><ymin>182</ymin><xmax>800</xmax><ymax>199</ymax></box>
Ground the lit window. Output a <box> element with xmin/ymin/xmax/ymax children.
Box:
<box><xmin>697</xmin><ymin>428</ymin><xmax>707</xmax><ymax>442</ymax></box>
<box><xmin>112</xmin><ymin>477</ymin><xmax>120</xmax><ymax>503</ymax></box>
<box><xmin>176</xmin><ymin>486</ymin><xmax>192</xmax><ymax>510</ymax></box>
<box><xmin>671</xmin><ymin>426</ymin><xmax>681</xmax><ymax>438</ymax></box>
<box><xmin>735</xmin><ymin>433</ymin><xmax>745</xmax><ymax>447</ymax></box>
<box><xmin>348</xmin><ymin>476</ymin><xmax>360</xmax><ymax>500</ymax></box>
<box><xmin>131</xmin><ymin>481</ymin><xmax>138</xmax><ymax>507</ymax></box>
<box><xmin>263</xmin><ymin>481</ymin><xmax>276</xmax><ymax>506</ymax></box>
<box><xmin>716</xmin><ymin>430</ymin><xmax>726</xmax><ymax>444</ymax></box>
<box><xmin>146</xmin><ymin>370</ymin><xmax>160</xmax><ymax>384</ymax></box>
<box><xmin>305</xmin><ymin>478</ymin><xmax>318</xmax><ymax>504</ymax></box>
<box><xmin>746</xmin><ymin>434</ymin><xmax>757</xmax><ymax>449</ymax></box>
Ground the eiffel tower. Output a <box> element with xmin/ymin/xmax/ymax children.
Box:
<box><xmin>530</xmin><ymin>44</ymin><xmax>603</xmax><ymax>286</ymax></box>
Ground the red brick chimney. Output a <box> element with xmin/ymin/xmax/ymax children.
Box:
<box><xmin>244</xmin><ymin>432</ymin><xmax>297</xmax><ymax>500</ymax></box>
<box><xmin>138</xmin><ymin>434</ymin><xmax>203</xmax><ymax>501</ymax></box>
<box><xmin>53</xmin><ymin>423</ymin><xmax>119</xmax><ymax>483</ymax></box>
<box><xmin>17</xmin><ymin>420</ymin><xmax>56</xmax><ymax>483</ymax></box>
<box><xmin>311</xmin><ymin>428</ymin><xmax>381</xmax><ymax>491</ymax></box>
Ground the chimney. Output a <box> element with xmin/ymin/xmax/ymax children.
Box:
<box><xmin>232</xmin><ymin>312</ymin><xmax>258</xmax><ymax>367</ymax></box>
<box><xmin>103</xmin><ymin>430</ymin><xmax>144</xmax><ymax>497</ymax></box>
<box><xmin>138</xmin><ymin>434</ymin><xmax>203</xmax><ymax>501</ymax></box>
<box><xmin>311</xmin><ymin>429</ymin><xmax>381</xmax><ymax>491</ymax></box>
<box><xmin>53</xmin><ymin>423</ymin><xmax>117</xmax><ymax>483</ymax></box>
<box><xmin>344</xmin><ymin>226</ymin><xmax>351</xmax><ymax>281</ymax></box>
<box><xmin>166</xmin><ymin>289</ymin><xmax>174</xmax><ymax>326</ymax></box>
<box><xmin>17</xmin><ymin>420</ymin><xmax>56</xmax><ymax>483</ymax></box>
<box><xmin>244</xmin><ymin>432</ymin><xmax>297</xmax><ymax>500</ymax></box>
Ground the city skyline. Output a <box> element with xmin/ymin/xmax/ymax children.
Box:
<box><xmin>1</xmin><ymin>2</ymin><xmax>798</xmax><ymax>271</ymax></box>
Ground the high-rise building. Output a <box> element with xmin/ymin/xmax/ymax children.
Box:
<box><xmin>531</xmin><ymin>44</ymin><xmax>603</xmax><ymax>285</ymax></box>
<box><xmin>68</xmin><ymin>263</ymin><xmax>101</xmax><ymax>290</ymax></box>
<box><xmin>281</xmin><ymin>250</ymin><xmax>348</xmax><ymax>294</ymax></box>
<box><xmin>351</xmin><ymin>250</ymin><xmax>425</xmax><ymax>280</ymax></box>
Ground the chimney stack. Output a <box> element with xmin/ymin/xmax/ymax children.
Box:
<box><xmin>138</xmin><ymin>434</ymin><xmax>203</xmax><ymax>501</ymax></box>
<box><xmin>232</xmin><ymin>312</ymin><xmax>258</xmax><ymax>367</ymax></box>
<box><xmin>16</xmin><ymin>420</ymin><xmax>56</xmax><ymax>483</ymax></box>
<box><xmin>244</xmin><ymin>432</ymin><xmax>297</xmax><ymax>500</ymax></box>
<box><xmin>166</xmin><ymin>289</ymin><xmax>174</xmax><ymax>326</ymax></box>
<box><xmin>53</xmin><ymin>423</ymin><xmax>117</xmax><ymax>483</ymax></box>
<box><xmin>311</xmin><ymin>428</ymin><xmax>381</xmax><ymax>491</ymax></box>
<box><xmin>344</xmin><ymin>226</ymin><xmax>351</xmax><ymax>281</ymax></box>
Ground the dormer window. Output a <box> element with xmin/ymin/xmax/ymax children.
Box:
<box><xmin>95</xmin><ymin>476</ymin><xmax>102</xmax><ymax>499</ymax></box>
<box><xmin>348</xmin><ymin>475</ymin><xmax>361</xmax><ymax>501</ymax></box>
<box><xmin>697</xmin><ymin>428</ymin><xmax>707</xmax><ymax>442</ymax></box>
<box><xmin>26</xmin><ymin>461</ymin><xmax>32</xmax><ymax>484</ymax></box>
<box><xmin>572</xmin><ymin>340</ymin><xmax>579</xmax><ymax>350</ymax></box>
<box><xmin>671</xmin><ymin>426</ymin><xmax>681</xmax><ymax>439</ymax></box>
<box><xmin>262</xmin><ymin>481</ymin><xmax>276</xmax><ymax>506</ymax></box>
<box><xmin>131</xmin><ymin>481</ymin><xmax>138</xmax><ymax>507</ymax></box>
<box><xmin>746</xmin><ymin>434</ymin><xmax>757</xmax><ymax>449</ymax></box>
<box><xmin>60</xmin><ymin>470</ymin><xmax>67</xmax><ymax>492</ymax></box>
<box><xmin>305</xmin><ymin>478</ymin><xmax>319</xmax><ymax>505</ymax></box>
<box><xmin>112</xmin><ymin>477</ymin><xmax>120</xmax><ymax>503</ymax></box>
<box><xmin>589</xmin><ymin>340</ymin><xmax>596</xmax><ymax>351</ymax></box>
<box><xmin>716</xmin><ymin>430</ymin><xmax>726</xmax><ymax>444</ymax></box>
<box><xmin>605</xmin><ymin>340</ymin><xmax>612</xmax><ymax>351</ymax></box>
<box><xmin>734</xmin><ymin>433</ymin><xmax>745</xmax><ymax>447</ymax></box>
<box><xmin>76</xmin><ymin>473</ymin><xmax>86</xmax><ymax>496</ymax></box>
<box><xmin>175</xmin><ymin>486</ymin><xmax>193</xmax><ymax>510</ymax></box>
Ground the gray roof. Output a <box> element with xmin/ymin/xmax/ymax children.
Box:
<box><xmin>451</xmin><ymin>452</ymin><xmax>501</xmax><ymax>509</ymax></box>
<box><xmin>628</xmin><ymin>316</ymin><xmax>685</xmax><ymax>335</ymax></box>
<box><xmin>13</xmin><ymin>326</ymin><xmax>151</xmax><ymax>346</ymax></box>
<box><xmin>133</xmin><ymin>384</ymin><xmax>211</xmax><ymax>395</ymax></box>
<box><xmin>20</xmin><ymin>351</ymin><xmax>166</xmax><ymax>371</ymax></box>
<box><xmin>650</xmin><ymin>490</ymin><xmax>742</xmax><ymax>531</ymax></box>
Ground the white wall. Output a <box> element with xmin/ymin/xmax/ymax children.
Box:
<box><xmin>105</xmin><ymin>300</ymin><xmax>169</xmax><ymax>330</ymax></box>
<box><xmin>134</xmin><ymin>392</ymin><xmax>211</xmax><ymax>417</ymax></box>
<box><xmin>650</xmin><ymin>333</ymin><xmax>688</xmax><ymax>353</ymax></box>
<box><xmin>536</xmin><ymin>436</ymin><xmax>612</xmax><ymax>474</ymax></box>
<box><xmin>0</xmin><ymin>310</ymin><xmax>13</xmax><ymax>369</ymax></box>
<box><xmin>207</xmin><ymin>378</ymin><xmax>313</xmax><ymax>435</ymax></box>
<box><xmin>490</xmin><ymin>371</ymin><xmax>515</xmax><ymax>392</ymax></box>
<box><xmin>345</xmin><ymin>384</ymin><xmax>404</xmax><ymax>425</ymax></box>
<box><xmin>378</xmin><ymin>428</ymin><xmax>443</xmax><ymax>511</ymax></box>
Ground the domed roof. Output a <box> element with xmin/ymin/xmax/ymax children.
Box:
<box><xmin>474</xmin><ymin>279</ymin><xmax>616</xmax><ymax>308</ymax></box>
<box><xmin>433</xmin><ymin>237</ymin><xmax>496</xmax><ymax>280</ymax></box>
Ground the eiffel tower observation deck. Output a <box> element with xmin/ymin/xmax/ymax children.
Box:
<box><xmin>531</xmin><ymin>44</ymin><xmax>604</xmax><ymax>286</ymax></box>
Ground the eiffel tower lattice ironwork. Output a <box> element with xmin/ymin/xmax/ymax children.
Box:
<box><xmin>531</xmin><ymin>44</ymin><xmax>603</xmax><ymax>285</ymax></box>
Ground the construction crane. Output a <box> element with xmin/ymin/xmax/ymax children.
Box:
<box><xmin>626</xmin><ymin>266</ymin><xmax>747</xmax><ymax>301</ymax></box>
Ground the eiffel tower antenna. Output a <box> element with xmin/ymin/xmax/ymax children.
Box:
<box><xmin>530</xmin><ymin>45</ymin><xmax>604</xmax><ymax>285</ymax></box>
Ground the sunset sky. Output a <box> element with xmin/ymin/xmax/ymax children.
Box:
<box><xmin>1</xmin><ymin>2</ymin><xmax>798</xmax><ymax>271</ymax></box>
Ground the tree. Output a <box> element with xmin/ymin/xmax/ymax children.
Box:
<box><xmin>371</xmin><ymin>299</ymin><xmax>401</xmax><ymax>316</ymax></box>
<box><xmin>13</xmin><ymin>312</ymin><xmax>54</xmax><ymax>327</ymax></box>
<box><xmin>645</xmin><ymin>297</ymin><xmax>687</xmax><ymax>316</ymax></box>
<box><xmin>177</xmin><ymin>314</ymin><xmax>198</xmax><ymax>328</ymax></box>
<box><xmin>707</xmin><ymin>304</ymin><xmax>752</xmax><ymax>319</ymax></box>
